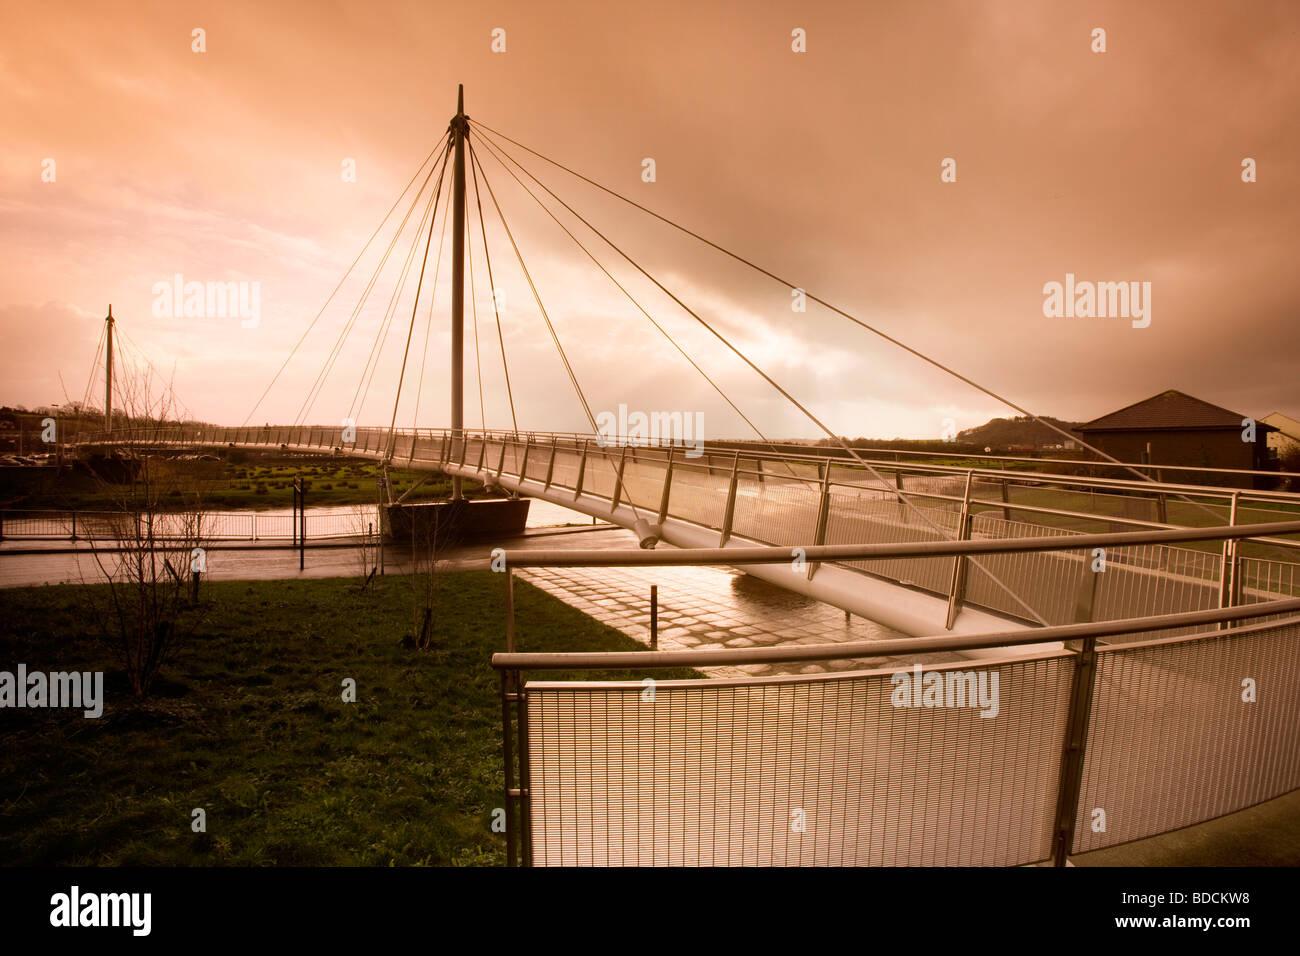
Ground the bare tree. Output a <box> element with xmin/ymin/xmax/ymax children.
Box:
<box><xmin>395</xmin><ymin>502</ymin><xmax>442</xmax><ymax>650</ymax></box>
<box><xmin>82</xmin><ymin>364</ymin><xmax>209</xmax><ymax>698</ymax></box>
<box><xmin>350</xmin><ymin>502</ymin><xmax>381</xmax><ymax>591</ymax></box>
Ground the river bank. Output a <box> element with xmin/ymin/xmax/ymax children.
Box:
<box><xmin>0</xmin><ymin>454</ymin><xmax>485</xmax><ymax>510</ymax></box>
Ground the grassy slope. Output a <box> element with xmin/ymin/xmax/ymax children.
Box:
<box><xmin>0</xmin><ymin>573</ymin><xmax>697</xmax><ymax>866</ymax></box>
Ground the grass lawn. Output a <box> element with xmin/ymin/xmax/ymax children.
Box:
<box><xmin>0</xmin><ymin>573</ymin><xmax>698</xmax><ymax>866</ymax></box>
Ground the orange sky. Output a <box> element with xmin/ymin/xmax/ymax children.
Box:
<box><xmin>2</xmin><ymin>0</ymin><xmax>1297</xmax><ymax>439</ymax></box>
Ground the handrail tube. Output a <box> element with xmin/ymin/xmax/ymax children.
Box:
<box><xmin>493</xmin><ymin>599</ymin><xmax>1300</xmax><ymax>671</ymax></box>
<box><xmin>76</xmin><ymin>425</ymin><xmax>1300</xmax><ymax>490</ymax></box>
<box><xmin>502</xmin><ymin>518</ymin><xmax>1300</xmax><ymax>568</ymax></box>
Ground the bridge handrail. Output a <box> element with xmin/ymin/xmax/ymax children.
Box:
<box><xmin>75</xmin><ymin>424</ymin><xmax>1300</xmax><ymax>506</ymax></box>
<box><xmin>493</xmin><ymin>597</ymin><xmax>1300</xmax><ymax>671</ymax></box>
<box><xmin>72</xmin><ymin>423</ymin><xmax>1300</xmax><ymax>484</ymax></box>
<box><xmin>497</xmin><ymin>518</ymin><xmax>1300</xmax><ymax>569</ymax></box>
<box><xmin>492</xmin><ymin>582</ymin><xmax>1300</xmax><ymax>867</ymax></box>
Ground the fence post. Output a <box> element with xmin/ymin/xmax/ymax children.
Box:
<box><xmin>1052</xmin><ymin>635</ymin><xmax>1099</xmax><ymax>866</ymax></box>
<box><xmin>808</xmin><ymin>460</ymin><xmax>831</xmax><ymax>581</ymax></box>
<box><xmin>574</xmin><ymin>439</ymin><xmax>589</xmax><ymax>499</ymax></box>
<box><xmin>1072</xmin><ymin>557</ymin><xmax>1103</xmax><ymax>631</ymax></box>
<box><xmin>1000</xmin><ymin>479</ymin><xmax>1012</xmax><ymax>523</ymax></box>
<box><xmin>544</xmin><ymin>441</ymin><xmax>557</xmax><ymax>491</ymax></box>
<box><xmin>501</xmin><ymin>668</ymin><xmax>518</xmax><ymax>868</ymax></box>
<box><xmin>611</xmin><ymin>445</ymin><xmax>628</xmax><ymax>511</ymax></box>
<box><xmin>1218</xmin><ymin>491</ymin><xmax>1241</xmax><ymax>629</ymax></box>
<box><xmin>517</xmin><ymin>679</ymin><xmax>533</xmax><ymax>867</ymax></box>
<box><xmin>650</xmin><ymin>584</ymin><xmax>658</xmax><ymax>650</ymax></box>
<box><xmin>657</xmin><ymin>446</ymin><xmax>675</xmax><ymax>524</ymax></box>
<box><xmin>505</xmin><ymin>567</ymin><xmax>517</xmax><ymax>653</ymax></box>
<box><xmin>895</xmin><ymin>469</ymin><xmax>907</xmax><ymax>525</ymax></box>
<box><xmin>298</xmin><ymin>477</ymin><xmax>305</xmax><ymax>571</ymax></box>
<box><xmin>720</xmin><ymin>451</ymin><xmax>741</xmax><ymax>546</ymax></box>
<box><xmin>520</xmin><ymin>437</ymin><xmax>532</xmax><ymax>483</ymax></box>
<box><xmin>944</xmin><ymin>470</ymin><xmax>975</xmax><ymax>630</ymax></box>
<box><xmin>70</xmin><ymin>510</ymin><xmax>76</xmax><ymax>541</ymax></box>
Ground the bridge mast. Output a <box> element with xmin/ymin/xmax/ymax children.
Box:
<box><xmin>104</xmin><ymin>304</ymin><xmax>114</xmax><ymax>435</ymax></box>
<box><xmin>449</xmin><ymin>85</ymin><xmax>467</xmax><ymax>499</ymax></box>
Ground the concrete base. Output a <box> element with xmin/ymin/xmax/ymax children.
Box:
<box><xmin>384</xmin><ymin>497</ymin><xmax>530</xmax><ymax>545</ymax></box>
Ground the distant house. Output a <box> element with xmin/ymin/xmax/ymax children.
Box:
<box><xmin>1260</xmin><ymin>412</ymin><xmax>1300</xmax><ymax>459</ymax></box>
<box><xmin>1075</xmin><ymin>389</ymin><xmax>1275</xmax><ymax>488</ymax></box>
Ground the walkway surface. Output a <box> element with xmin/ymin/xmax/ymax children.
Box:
<box><xmin>517</xmin><ymin>562</ymin><xmax>967</xmax><ymax>678</ymax></box>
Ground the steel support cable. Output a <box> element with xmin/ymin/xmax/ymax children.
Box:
<box><xmin>468</xmin><ymin>135</ymin><xmax>519</xmax><ymax>436</ymax></box>
<box><xmin>359</xmin><ymin>151</ymin><xmax>452</xmax><ymax>428</ymax></box>
<box><xmin>469</xmin><ymin>143</ymin><xmax>596</xmax><ymax>430</ymax></box>
<box><xmin>310</xmin><ymin>137</ymin><xmax>457</xmax><ymax>426</ymax></box>
<box><xmin>386</xmin><ymin>148</ymin><xmax>451</xmax><ymax>462</ymax></box>
<box><xmin>114</xmin><ymin>328</ymin><xmax>192</xmax><ymax>421</ymax></box>
<box><xmin>467</xmin><ymin>205</ymin><xmax>487</xmax><ymax>432</ymax></box>
<box><xmin>116</xmin><ymin>327</ymin><xmax>162</xmax><ymax>378</ymax></box>
<box><xmin>352</xmin><ymin>164</ymin><xmax>447</xmax><ymax>427</ymax></box>
<box><xmin>80</xmin><ymin>322</ymin><xmax>106</xmax><ymax>413</ymax></box>
<box><xmin>411</xmin><ymin>187</ymin><xmax>454</xmax><ymax>430</ymax></box>
<box><xmin>469</xmin><ymin>121</ymin><xmax>1216</xmax><ymax>514</ymax></box>
<box><xmin>469</xmin><ymin>141</ymin><xmax>649</xmax><ymax>520</ymax></box>
<box><xmin>300</xmin><ymin>138</ymin><xmax>451</xmax><ymax>428</ymax></box>
<box><xmin>304</xmin><ymin>138</ymin><xmax>450</xmax><ymax>429</ymax></box>
<box><xmin>475</xmin><ymin>131</ymin><xmax>807</xmax><ymax>485</ymax></box>
<box><xmin>473</xmin><ymin>128</ymin><xmax>1047</xmax><ymax>625</ymax></box>
<box><xmin>242</xmin><ymin>138</ymin><xmax>446</xmax><ymax>427</ymax></box>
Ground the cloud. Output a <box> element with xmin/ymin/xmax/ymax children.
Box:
<box><xmin>2</xmin><ymin>0</ymin><xmax>1297</xmax><ymax>435</ymax></box>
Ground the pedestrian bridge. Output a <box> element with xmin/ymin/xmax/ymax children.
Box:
<box><xmin>79</xmin><ymin>424</ymin><xmax>1300</xmax><ymax>642</ymax></box>
<box><xmin>64</xmin><ymin>94</ymin><xmax>1300</xmax><ymax>865</ymax></box>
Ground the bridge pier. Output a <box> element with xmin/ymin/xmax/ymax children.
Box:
<box><xmin>384</xmin><ymin>497</ymin><xmax>530</xmax><ymax>546</ymax></box>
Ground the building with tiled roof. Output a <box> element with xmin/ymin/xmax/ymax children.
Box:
<box><xmin>1076</xmin><ymin>389</ymin><xmax>1276</xmax><ymax>488</ymax></box>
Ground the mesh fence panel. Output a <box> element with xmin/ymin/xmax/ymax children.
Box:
<box><xmin>548</xmin><ymin>446</ymin><xmax>584</xmax><ymax>489</ymax></box>
<box><xmin>620</xmin><ymin>453</ymin><xmax>669</xmax><ymax>514</ymax></box>
<box><xmin>729</xmin><ymin>473</ymin><xmax>821</xmax><ymax>547</ymax></box>
<box><xmin>666</xmin><ymin>463</ymin><xmax>727</xmax><ymax>530</ymax></box>
<box><xmin>1091</xmin><ymin>545</ymin><xmax>1220</xmax><ymax>640</ymax></box>
<box><xmin>823</xmin><ymin>488</ymin><xmax>958</xmax><ymax>595</ymax></box>
<box><xmin>1240</xmin><ymin>556</ymin><xmax>1300</xmax><ymax>601</ymax></box>
<box><xmin>524</xmin><ymin>444</ymin><xmax>551</xmax><ymax>483</ymax></box>
<box><xmin>1072</xmin><ymin>618</ymin><xmax>1300</xmax><ymax>853</ymax></box>
<box><xmin>412</xmin><ymin>435</ymin><xmax>444</xmax><ymax>464</ymax></box>
<box><xmin>525</xmin><ymin>654</ymin><xmax>1074</xmax><ymax>866</ymax></box>
<box><xmin>964</xmin><ymin>517</ymin><xmax>1079</xmax><ymax>623</ymax></box>
<box><xmin>583</xmin><ymin>450</ymin><xmax>619</xmax><ymax>501</ymax></box>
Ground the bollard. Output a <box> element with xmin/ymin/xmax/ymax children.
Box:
<box><xmin>650</xmin><ymin>584</ymin><xmax>658</xmax><ymax>651</ymax></box>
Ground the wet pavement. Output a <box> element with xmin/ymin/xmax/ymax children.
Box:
<box><xmin>516</xmin><ymin>562</ymin><xmax>967</xmax><ymax>678</ymax></box>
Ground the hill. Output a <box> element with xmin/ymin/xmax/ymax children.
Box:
<box><xmin>957</xmin><ymin>416</ymin><xmax>1080</xmax><ymax>448</ymax></box>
